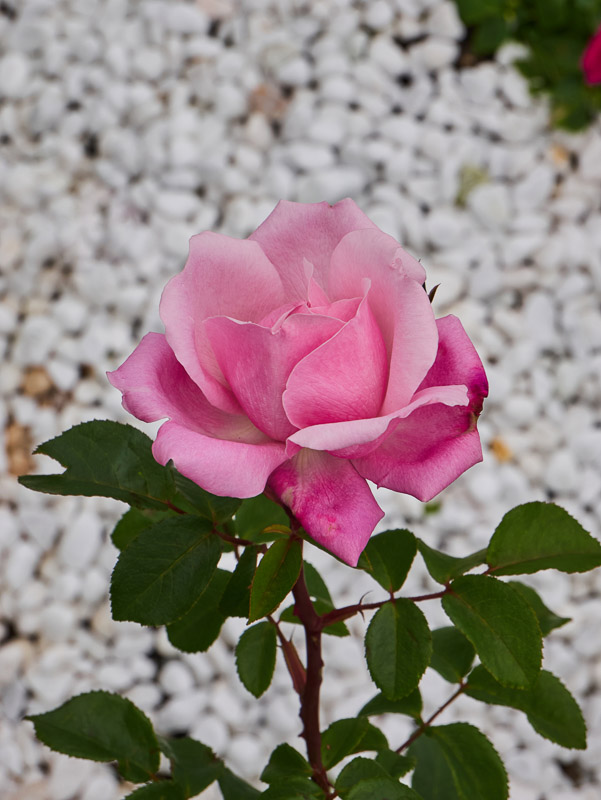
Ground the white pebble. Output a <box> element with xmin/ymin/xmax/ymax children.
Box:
<box><xmin>467</xmin><ymin>183</ymin><xmax>511</xmax><ymax>229</ymax></box>
<box><xmin>159</xmin><ymin>660</ymin><xmax>195</xmax><ymax>695</ymax></box>
<box><xmin>57</xmin><ymin>511</ymin><xmax>103</xmax><ymax>571</ymax></box>
<box><xmin>545</xmin><ymin>451</ymin><xmax>579</xmax><ymax>494</ymax></box>
<box><xmin>0</xmin><ymin>53</ymin><xmax>30</xmax><ymax>98</ymax></box>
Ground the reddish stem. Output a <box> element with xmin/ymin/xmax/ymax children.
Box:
<box><xmin>319</xmin><ymin>588</ymin><xmax>448</xmax><ymax>628</ymax></box>
<box><xmin>397</xmin><ymin>682</ymin><xmax>467</xmax><ymax>753</ymax></box>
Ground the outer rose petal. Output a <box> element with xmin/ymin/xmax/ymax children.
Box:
<box><xmin>160</xmin><ymin>232</ymin><xmax>286</xmax><ymax>413</ymax></box>
<box><xmin>249</xmin><ymin>198</ymin><xmax>378</xmax><ymax>302</ymax></box>
<box><xmin>284</xmin><ymin>293</ymin><xmax>388</xmax><ymax>428</ymax></box>
<box><xmin>582</xmin><ymin>26</ymin><xmax>601</xmax><ymax>85</ymax></box>
<box><xmin>327</xmin><ymin>229</ymin><xmax>437</xmax><ymax>411</ymax></box>
<box><xmin>107</xmin><ymin>332</ymin><xmax>268</xmax><ymax>443</ymax></box>
<box><xmin>352</xmin><ymin>314</ymin><xmax>488</xmax><ymax>501</ymax></box>
<box><xmin>268</xmin><ymin>449</ymin><xmax>384</xmax><ymax>566</ymax></box>
<box><xmin>153</xmin><ymin>421</ymin><xmax>287</xmax><ymax>498</ymax></box>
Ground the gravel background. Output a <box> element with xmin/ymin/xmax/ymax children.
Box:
<box><xmin>1</xmin><ymin>1</ymin><xmax>601</xmax><ymax>798</ymax></box>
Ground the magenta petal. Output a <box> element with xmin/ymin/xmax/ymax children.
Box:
<box><xmin>153</xmin><ymin>421</ymin><xmax>287</xmax><ymax>498</ymax></box>
<box><xmin>159</xmin><ymin>232</ymin><xmax>286</xmax><ymax>413</ymax></box>
<box><xmin>204</xmin><ymin>312</ymin><xmax>343</xmax><ymax>441</ymax></box>
<box><xmin>249</xmin><ymin>199</ymin><xmax>377</xmax><ymax>302</ymax></box>
<box><xmin>327</xmin><ymin>229</ymin><xmax>437</xmax><ymax>411</ymax></box>
<box><xmin>268</xmin><ymin>449</ymin><xmax>384</xmax><ymax>566</ymax></box>
<box><xmin>107</xmin><ymin>332</ymin><xmax>269</xmax><ymax>443</ymax></box>
<box><xmin>284</xmin><ymin>294</ymin><xmax>388</xmax><ymax>428</ymax></box>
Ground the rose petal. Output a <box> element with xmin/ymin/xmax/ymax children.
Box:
<box><xmin>283</xmin><ymin>293</ymin><xmax>388</xmax><ymax>428</ymax></box>
<box><xmin>204</xmin><ymin>312</ymin><xmax>344</xmax><ymax>441</ymax></box>
<box><xmin>160</xmin><ymin>232</ymin><xmax>286</xmax><ymax>413</ymax></box>
<box><xmin>268</xmin><ymin>449</ymin><xmax>384</xmax><ymax>566</ymax></box>
<box><xmin>327</xmin><ymin>228</ymin><xmax>437</xmax><ymax>411</ymax></box>
<box><xmin>249</xmin><ymin>198</ymin><xmax>377</xmax><ymax>302</ymax></box>
<box><xmin>153</xmin><ymin>421</ymin><xmax>287</xmax><ymax>498</ymax></box>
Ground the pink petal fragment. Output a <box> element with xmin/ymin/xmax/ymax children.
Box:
<box><xmin>160</xmin><ymin>232</ymin><xmax>286</xmax><ymax>413</ymax></box>
<box><xmin>249</xmin><ymin>199</ymin><xmax>378</xmax><ymax>302</ymax></box>
<box><xmin>288</xmin><ymin>384</ymin><xmax>469</xmax><ymax>457</ymax></box>
<box><xmin>327</xmin><ymin>229</ymin><xmax>437</xmax><ymax>411</ymax></box>
<box><xmin>153</xmin><ymin>421</ymin><xmax>287</xmax><ymax>499</ymax></box>
<box><xmin>284</xmin><ymin>295</ymin><xmax>388</xmax><ymax>428</ymax></box>
<box><xmin>107</xmin><ymin>332</ymin><xmax>271</xmax><ymax>443</ymax></box>
<box><xmin>268</xmin><ymin>449</ymin><xmax>384</xmax><ymax>566</ymax></box>
<box><xmin>204</xmin><ymin>312</ymin><xmax>344</xmax><ymax>441</ymax></box>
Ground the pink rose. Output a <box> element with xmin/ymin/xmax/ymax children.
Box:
<box><xmin>108</xmin><ymin>200</ymin><xmax>487</xmax><ymax>566</ymax></box>
<box><xmin>582</xmin><ymin>25</ymin><xmax>601</xmax><ymax>85</ymax></box>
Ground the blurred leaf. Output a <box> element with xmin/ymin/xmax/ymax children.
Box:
<box><xmin>417</xmin><ymin>540</ymin><xmax>487</xmax><ymax>585</ymax></box>
<box><xmin>236</xmin><ymin>621</ymin><xmax>277</xmax><ymax>698</ymax></box>
<box><xmin>471</xmin><ymin>17</ymin><xmax>510</xmax><ymax>55</ymax></box>
<box><xmin>375</xmin><ymin>749</ymin><xmax>416</xmax><ymax>778</ymax></box>
<box><xmin>442</xmin><ymin>576</ymin><xmax>541</xmax><ymax>688</ymax></box>
<box><xmin>261</xmin><ymin>744</ymin><xmax>312</xmax><ymax>784</ymax></box>
<box><xmin>507</xmin><ymin>581</ymin><xmax>570</xmax><ymax>636</ymax></box>
<box><xmin>347</xmin><ymin>779</ymin><xmax>423</xmax><ymax>800</ymax></box>
<box><xmin>430</xmin><ymin>627</ymin><xmax>476</xmax><ymax>684</ymax></box>
<box><xmin>335</xmin><ymin>758</ymin><xmax>390</xmax><ymax>797</ymax></box>
<box><xmin>219</xmin><ymin>769</ymin><xmax>261</xmax><ymax>799</ymax></box>
<box><xmin>321</xmin><ymin>718</ymin><xmax>388</xmax><ymax>769</ymax></box>
<box><xmin>219</xmin><ymin>547</ymin><xmax>257</xmax><ymax>618</ymax></box>
<box><xmin>359</xmin><ymin>689</ymin><xmax>422</xmax><ymax>720</ymax></box>
<box><xmin>358</xmin><ymin>530</ymin><xmax>417</xmax><ymax>592</ymax></box>
<box><xmin>125</xmin><ymin>785</ymin><xmax>185</xmax><ymax>800</ymax></box>
<box><xmin>166</xmin><ymin>569</ymin><xmax>229</xmax><ymax>653</ymax></box>
<box><xmin>365</xmin><ymin>600</ymin><xmax>432</xmax><ymax>700</ymax></box>
<box><xmin>235</xmin><ymin>494</ymin><xmax>289</xmax><ymax>541</ymax></box>
<box><xmin>455</xmin><ymin>0</ymin><xmax>506</xmax><ymax>25</ymax></box>
<box><xmin>159</xmin><ymin>736</ymin><xmax>223</xmax><ymax>796</ymax></box>
<box><xmin>27</xmin><ymin>691</ymin><xmax>159</xmax><ymax>783</ymax></box>
<box><xmin>249</xmin><ymin>538</ymin><xmax>302</xmax><ymax>622</ymax></box>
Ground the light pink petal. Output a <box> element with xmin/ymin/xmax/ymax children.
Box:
<box><xmin>249</xmin><ymin>199</ymin><xmax>378</xmax><ymax>302</ymax></box>
<box><xmin>153</xmin><ymin>421</ymin><xmax>287</xmax><ymax>499</ymax></box>
<box><xmin>283</xmin><ymin>294</ymin><xmax>388</xmax><ymax>428</ymax></box>
<box><xmin>288</xmin><ymin>384</ymin><xmax>469</xmax><ymax>457</ymax></box>
<box><xmin>204</xmin><ymin>312</ymin><xmax>344</xmax><ymax>441</ymax></box>
<box><xmin>268</xmin><ymin>449</ymin><xmax>384</xmax><ymax>566</ymax></box>
<box><xmin>352</xmin><ymin>315</ymin><xmax>488</xmax><ymax>501</ymax></box>
<box><xmin>160</xmin><ymin>232</ymin><xmax>287</xmax><ymax>413</ymax></box>
<box><xmin>327</xmin><ymin>229</ymin><xmax>437</xmax><ymax>412</ymax></box>
<box><xmin>107</xmin><ymin>332</ymin><xmax>269</xmax><ymax>444</ymax></box>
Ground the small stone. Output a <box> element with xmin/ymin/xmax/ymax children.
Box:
<box><xmin>96</xmin><ymin>662</ymin><xmax>133</xmax><ymax>691</ymax></box>
<box><xmin>39</xmin><ymin>604</ymin><xmax>76</xmax><ymax>642</ymax></box>
<box><xmin>4</xmin><ymin>542</ymin><xmax>39</xmax><ymax>590</ymax></box>
<box><xmin>159</xmin><ymin>660</ymin><xmax>195</xmax><ymax>695</ymax></box>
<box><xmin>57</xmin><ymin>511</ymin><xmax>103</xmax><ymax>571</ymax></box>
<box><xmin>411</xmin><ymin>37</ymin><xmax>458</xmax><ymax>70</ymax></box>
<box><xmin>545</xmin><ymin>451</ymin><xmax>579</xmax><ymax>494</ymax></box>
<box><xmin>426</xmin><ymin>2</ymin><xmax>464</xmax><ymax>39</ymax></box>
<box><xmin>125</xmin><ymin>682</ymin><xmax>163</xmax><ymax>712</ymax></box>
<box><xmin>48</xmin><ymin>753</ymin><xmax>96</xmax><ymax>800</ymax></box>
<box><xmin>156</xmin><ymin>690</ymin><xmax>208</xmax><ymax>733</ymax></box>
<box><xmin>0</xmin><ymin>53</ymin><xmax>30</xmax><ymax>99</ymax></box>
<box><xmin>467</xmin><ymin>183</ymin><xmax>511</xmax><ymax>229</ymax></box>
<box><xmin>80</xmin><ymin>771</ymin><xmax>120</xmax><ymax>800</ymax></box>
<box><xmin>364</xmin><ymin>0</ymin><xmax>394</xmax><ymax>30</ymax></box>
<box><xmin>227</xmin><ymin>733</ymin><xmax>264</xmax><ymax>777</ymax></box>
<box><xmin>154</xmin><ymin>190</ymin><xmax>200</xmax><ymax>220</ymax></box>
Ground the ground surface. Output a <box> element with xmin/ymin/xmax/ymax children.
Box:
<box><xmin>1</xmin><ymin>1</ymin><xmax>601</xmax><ymax>798</ymax></box>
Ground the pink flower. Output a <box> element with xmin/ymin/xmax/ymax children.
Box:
<box><xmin>582</xmin><ymin>25</ymin><xmax>601</xmax><ymax>85</ymax></box>
<box><xmin>108</xmin><ymin>200</ymin><xmax>487</xmax><ymax>566</ymax></box>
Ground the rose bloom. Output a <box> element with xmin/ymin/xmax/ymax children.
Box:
<box><xmin>109</xmin><ymin>200</ymin><xmax>487</xmax><ymax>565</ymax></box>
<box><xmin>582</xmin><ymin>25</ymin><xmax>601</xmax><ymax>85</ymax></box>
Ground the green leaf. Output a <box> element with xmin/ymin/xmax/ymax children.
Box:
<box><xmin>159</xmin><ymin>736</ymin><xmax>224</xmax><ymax>795</ymax></box>
<box><xmin>236</xmin><ymin>621</ymin><xmax>277</xmax><ymax>697</ymax></box>
<box><xmin>26</xmin><ymin>691</ymin><xmax>159</xmax><ymax>783</ymax></box>
<box><xmin>358</xmin><ymin>530</ymin><xmax>417</xmax><ymax>592</ymax></box>
<box><xmin>112</xmin><ymin>507</ymin><xmax>173</xmax><ymax>551</ymax></box>
<box><xmin>235</xmin><ymin>494</ymin><xmax>289</xmax><ymax>541</ymax></box>
<box><xmin>410</xmin><ymin>723</ymin><xmax>508</xmax><ymax>800</ymax></box>
<box><xmin>278</xmin><ymin>561</ymin><xmax>349</xmax><ymax>636</ymax></box>
<box><xmin>365</xmin><ymin>600</ymin><xmax>432</xmax><ymax>700</ymax></box>
<box><xmin>261</xmin><ymin>744</ymin><xmax>312</xmax><ymax>784</ymax></box>
<box><xmin>167</xmin><ymin>569</ymin><xmax>229</xmax><ymax>653</ymax></box>
<box><xmin>375</xmin><ymin>749</ymin><xmax>416</xmax><ymax>779</ymax></box>
<box><xmin>218</xmin><ymin>768</ymin><xmax>261</xmax><ymax>799</ymax></box>
<box><xmin>430</xmin><ymin>627</ymin><xmax>476</xmax><ymax>684</ymax></box>
<box><xmin>347</xmin><ymin>779</ymin><xmax>423</xmax><ymax>800</ymax></box>
<box><xmin>465</xmin><ymin>665</ymin><xmax>586</xmax><ymax>749</ymax></box>
<box><xmin>455</xmin><ymin>0</ymin><xmax>506</xmax><ymax>25</ymax></box>
<box><xmin>507</xmin><ymin>581</ymin><xmax>570</xmax><ymax>636</ymax></box>
<box><xmin>487</xmin><ymin>502</ymin><xmax>601</xmax><ymax>575</ymax></box>
<box><xmin>260</xmin><ymin>782</ymin><xmax>323</xmax><ymax>800</ymax></box>
<box><xmin>442</xmin><ymin>575</ymin><xmax>542</xmax><ymax>688</ymax></box>
<box><xmin>417</xmin><ymin>540</ymin><xmax>487</xmax><ymax>585</ymax></box>
<box><xmin>219</xmin><ymin>547</ymin><xmax>257</xmax><ymax>618</ymax></box>
<box><xmin>471</xmin><ymin>17</ymin><xmax>510</xmax><ymax>55</ymax></box>
<box><xmin>125</xmin><ymin>784</ymin><xmax>185</xmax><ymax>800</ymax></box>
<box><xmin>111</xmin><ymin>516</ymin><xmax>221</xmax><ymax>625</ymax></box>
<box><xmin>336</xmin><ymin>758</ymin><xmax>390</xmax><ymax>797</ymax></box>
<box><xmin>172</xmin><ymin>469</ymin><xmax>241</xmax><ymax>524</ymax></box>
<box><xmin>19</xmin><ymin>421</ymin><xmax>177</xmax><ymax>511</ymax></box>
<box><xmin>249</xmin><ymin>539</ymin><xmax>302</xmax><ymax>621</ymax></box>
<box><xmin>321</xmin><ymin>717</ymin><xmax>388</xmax><ymax>770</ymax></box>
<box><xmin>359</xmin><ymin>689</ymin><xmax>422</xmax><ymax>720</ymax></box>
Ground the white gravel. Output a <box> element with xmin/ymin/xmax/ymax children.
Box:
<box><xmin>1</xmin><ymin>1</ymin><xmax>601</xmax><ymax>798</ymax></box>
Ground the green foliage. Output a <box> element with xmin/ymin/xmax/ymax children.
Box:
<box><xmin>159</xmin><ymin>736</ymin><xmax>224</xmax><ymax>795</ymax></box>
<box><xmin>465</xmin><ymin>665</ymin><xmax>586</xmax><ymax>749</ymax></box>
<box><xmin>112</xmin><ymin>507</ymin><xmax>175</xmax><ymax>550</ymax></box>
<box><xmin>236</xmin><ymin>621</ymin><xmax>278</xmax><ymax>697</ymax></box>
<box><xmin>260</xmin><ymin>744</ymin><xmax>320</xmax><ymax>798</ymax></box>
<box><xmin>235</xmin><ymin>494</ymin><xmax>290</xmax><ymax>541</ymax></box>
<box><xmin>111</xmin><ymin>517</ymin><xmax>221</xmax><ymax>625</ymax></box>
<box><xmin>166</xmin><ymin>569</ymin><xmax>229</xmax><ymax>652</ymax></box>
<box><xmin>279</xmin><ymin>561</ymin><xmax>349</xmax><ymax>636</ymax></box>
<box><xmin>219</xmin><ymin>547</ymin><xmax>258</xmax><ymax>618</ymax></box>
<box><xmin>507</xmin><ymin>581</ymin><xmax>570</xmax><ymax>635</ymax></box>
<box><xmin>416</xmin><ymin>540</ymin><xmax>487</xmax><ymax>585</ymax></box>
<box><xmin>487</xmin><ymin>502</ymin><xmax>601</xmax><ymax>575</ymax></box>
<box><xmin>171</xmin><ymin>469</ymin><xmax>241</xmax><ymax>524</ymax></box>
<box><xmin>218</xmin><ymin>768</ymin><xmax>261</xmax><ymax>799</ymax></box>
<box><xmin>335</xmin><ymin>758</ymin><xmax>391</xmax><ymax>797</ymax></box>
<box><xmin>321</xmin><ymin>717</ymin><xmax>388</xmax><ymax>769</ymax></box>
<box><xmin>26</xmin><ymin>691</ymin><xmax>159</xmax><ymax>783</ymax></box>
<box><xmin>410</xmin><ymin>723</ymin><xmax>508</xmax><ymax>800</ymax></box>
<box><xmin>365</xmin><ymin>600</ymin><xmax>432</xmax><ymax>700</ymax></box>
<box><xmin>375</xmin><ymin>749</ymin><xmax>416</xmax><ymax>778</ymax></box>
<box><xmin>249</xmin><ymin>538</ymin><xmax>302</xmax><ymax>621</ymax></box>
<box><xmin>336</xmin><ymin>755</ymin><xmax>420</xmax><ymax>798</ymax></box>
<box><xmin>125</xmin><ymin>785</ymin><xmax>185</xmax><ymax>800</ymax></box>
<box><xmin>347</xmin><ymin>780</ymin><xmax>423</xmax><ymax>800</ymax></box>
<box><xmin>358</xmin><ymin>529</ymin><xmax>417</xmax><ymax>592</ymax></box>
<box><xmin>453</xmin><ymin>0</ymin><xmax>601</xmax><ymax>130</ymax></box>
<box><xmin>359</xmin><ymin>689</ymin><xmax>423</xmax><ymax>720</ymax></box>
<box><xmin>442</xmin><ymin>575</ymin><xmax>542</xmax><ymax>688</ymax></box>
<box><xmin>430</xmin><ymin>627</ymin><xmax>476</xmax><ymax>684</ymax></box>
